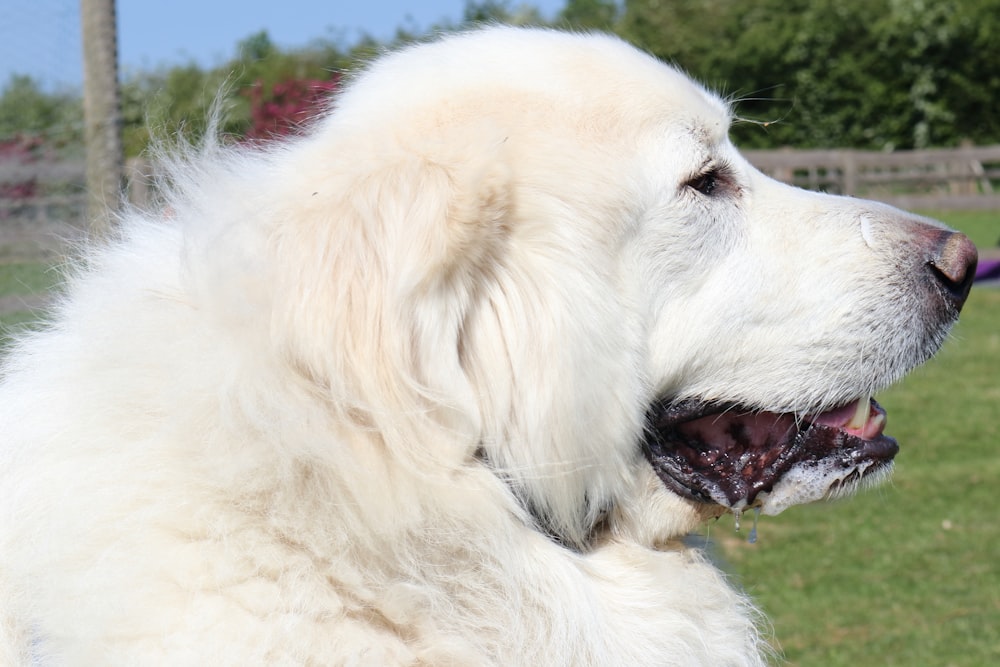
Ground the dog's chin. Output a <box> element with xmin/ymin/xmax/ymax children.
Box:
<box><xmin>605</xmin><ymin>465</ymin><xmax>725</xmax><ymax>548</ymax></box>
<box><xmin>641</xmin><ymin>397</ymin><xmax>899</xmax><ymax>517</ymax></box>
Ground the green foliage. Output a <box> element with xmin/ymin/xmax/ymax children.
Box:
<box><xmin>463</xmin><ymin>0</ymin><xmax>516</xmax><ymax>23</ymax></box>
<box><xmin>0</xmin><ymin>75</ymin><xmax>82</xmax><ymax>148</ymax></box>
<box><xmin>557</xmin><ymin>0</ymin><xmax>621</xmax><ymax>29</ymax></box>
<box><xmin>3</xmin><ymin>1</ymin><xmax>1000</xmax><ymax>154</ymax></box>
<box><xmin>120</xmin><ymin>31</ymin><xmax>352</xmax><ymax>155</ymax></box>
<box><xmin>619</xmin><ymin>0</ymin><xmax>732</xmax><ymax>77</ymax></box>
<box><xmin>121</xmin><ymin>64</ymin><xmax>225</xmax><ymax>157</ymax></box>
<box><xmin>618</xmin><ymin>0</ymin><xmax>1000</xmax><ymax>150</ymax></box>
<box><xmin>460</xmin><ymin>1</ymin><xmax>547</xmax><ymax>26</ymax></box>
<box><xmin>238</xmin><ymin>30</ymin><xmax>279</xmax><ymax>62</ymax></box>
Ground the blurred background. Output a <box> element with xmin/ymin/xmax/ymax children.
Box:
<box><xmin>0</xmin><ymin>2</ymin><xmax>997</xmax><ymax>665</ymax></box>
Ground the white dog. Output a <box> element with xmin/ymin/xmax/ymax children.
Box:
<box><xmin>0</xmin><ymin>27</ymin><xmax>976</xmax><ymax>665</ymax></box>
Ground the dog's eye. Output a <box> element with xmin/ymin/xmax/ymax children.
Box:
<box><xmin>686</xmin><ymin>169</ymin><xmax>719</xmax><ymax>196</ymax></box>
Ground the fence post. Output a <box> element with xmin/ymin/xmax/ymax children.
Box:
<box><xmin>80</xmin><ymin>0</ymin><xmax>124</xmax><ymax>238</ymax></box>
<box><xmin>842</xmin><ymin>151</ymin><xmax>858</xmax><ymax>196</ymax></box>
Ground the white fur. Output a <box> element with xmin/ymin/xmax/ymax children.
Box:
<box><xmin>0</xmin><ymin>28</ymin><xmax>959</xmax><ymax>665</ymax></box>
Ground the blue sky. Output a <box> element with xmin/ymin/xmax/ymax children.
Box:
<box><xmin>1</xmin><ymin>0</ymin><xmax>568</xmax><ymax>90</ymax></box>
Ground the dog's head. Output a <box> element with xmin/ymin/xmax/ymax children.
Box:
<box><xmin>271</xmin><ymin>27</ymin><xmax>976</xmax><ymax>549</ymax></box>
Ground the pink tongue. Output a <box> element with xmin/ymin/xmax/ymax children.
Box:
<box><xmin>810</xmin><ymin>399</ymin><xmax>887</xmax><ymax>440</ymax></box>
<box><xmin>677</xmin><ymin>400</ymin><xmax>888</xmax><ymax>448</ymax></box>
<box><xmin>809</xmin><ymin>401</ymin><xmax>862</xmax><ymax>427</ymax></box>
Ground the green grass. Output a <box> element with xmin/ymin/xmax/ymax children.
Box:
<box><xmin>719</xmin><ymin>210</ymin><xmax>1000</xmax><ymax>665</ymax></box>
<box><xmin>920</xmin><ymin>210</ymin><xmax>1000</xmax><ymax>251</ymax></box>
<box><xmin>0</xmin><ymin>260</ymin><xmax>61</xmax><ymax>299</ymax></box>
<box><xmin>0</xmin><ymin>260</ymin><xmax>62</xmax><ymax>348</ymax></box>
<box><xmin>0</xmin><ymin>213</ymin><xmax>997</xmax><ymax>664</ymax></box>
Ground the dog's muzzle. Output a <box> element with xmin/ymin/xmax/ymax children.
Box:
<box><xmin>642</xmin><ymin>221</ymin><xmax>977</xmax><ymax>516</ymax></box>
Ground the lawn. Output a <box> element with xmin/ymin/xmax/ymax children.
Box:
<box><xmin>717</xmin><ymin>210</ymin><xmax>1000</xmax><ymax>665</ymax></box>
<box><xmin>0</xmin><ymin>211</ymin><xmax>997</xmax><ymax>665</ymax></box>
<box><xmin>0</xmin><ymin>259</ymin><xmax>61</xmax><ymax>300</ymax></box>
<box><xmin>920</xmin><ymin>210</ymin><xmax>1000</xmax><ymax>251</ymax></box>
<box><xmin>0</xmin><ymin>259</ymin><xmax>62</xmax><ymax>348</ymax></box>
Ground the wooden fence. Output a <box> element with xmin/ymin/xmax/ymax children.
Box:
<box><xmin>0</xmin><ymin>159</ymin><xmax>151</xmax><ymax>257</ymax></box>
<box><xmin>743</xmin><ymin>144</ymin><xmax>1000</xmax><ymax>211</ymax></box>
<box><xmin>0</xmin><ymin>160</ymin><xmax>87</xmax><ymax>226</ymax></box>
<box><xmin>1</xmin><ymin>145</ymin><xmax>999</xmax><ymax>238</ymax></box>
<box><xmin>0</xmin><ymin>159</ymin><xmax>154</xmax><ymax>225</ymax></box>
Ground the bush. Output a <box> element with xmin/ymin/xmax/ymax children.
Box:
<box><xmin>243</xmin><ymin>77</ymin><xmax>341</xmax><ymax>142</ymax></box>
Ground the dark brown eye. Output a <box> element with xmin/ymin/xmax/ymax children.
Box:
<box><xmin>686</xmin><ymin>169</ymin><xmax>719</xmax><ymax>196</ymax></box>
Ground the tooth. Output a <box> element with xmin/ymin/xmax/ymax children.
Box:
<box><xmin>869</xmin><ymin>411</ymin><xmax>886</xmax><ymax>433</ymax></box>
<box><xmin>847</xmin><ymin>396</ymin><xmax>872</xmax><ymax>429</ymax></box>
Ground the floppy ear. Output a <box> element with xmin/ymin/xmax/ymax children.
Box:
<box><xmin>268</xmin><ymin>124</ymin><xmax>511</xmax><ymax>465</ymax></box>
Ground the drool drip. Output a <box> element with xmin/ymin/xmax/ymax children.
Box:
<box><xmin>733</xmin><ymin>507</ymin><xmax>762</xmax><ymax>544</ymax></box>
<box><xmin>747</xmin><ymin>507</ymin><xmax>761</xmax><ymax>544</ymax></box>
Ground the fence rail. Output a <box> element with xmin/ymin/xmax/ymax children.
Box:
<box><xmin>0</xmin><ymin>158</ymin><xmax>149</xmax><ymax>232</ymax></box>
<box><xmin>743</xmin><ymin>144</ymin><xmax>1000</xmax><ymax>210</ymax></box>
<box><xmin>2</xmin><ymin>146</ymin><xmax>1000</xmax><ymax>238</ymax></box>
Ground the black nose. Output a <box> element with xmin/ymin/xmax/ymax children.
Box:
<box><xmin>927</xmin><ymin>231</ymin><xmax>978</xmax><ymax>311</ymax></box>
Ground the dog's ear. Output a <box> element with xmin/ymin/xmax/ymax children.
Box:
<box><xmin>269</xmin><ymin>124</ymin><xmax>511</xmax><ymax>463</ymax></box>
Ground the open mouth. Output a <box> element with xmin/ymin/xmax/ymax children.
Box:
<box><xmin>641</xmin><ymin>396</ymin><xmax>899</xmax><ymax>516</ymax></box>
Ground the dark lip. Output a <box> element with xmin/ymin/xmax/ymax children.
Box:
<box><xmin>641</xmin><ymin>399</ymin><xmax>899</xmax><ymax>509</ymax></box>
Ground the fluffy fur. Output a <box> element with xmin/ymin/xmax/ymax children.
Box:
<box><xmin>0</xmin><ymin>28</ymin><xmax>971</xmax><ymax>665</ymax></box>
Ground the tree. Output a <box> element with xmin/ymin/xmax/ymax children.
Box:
<box><xmin>618</xmin><ymin>0</ymin><xmax>734</xmax><ymax>81</ymax></box>
<box><xmin>460</xmin><ymin>0</ymin><xmax>547</xmax><ymax>25</ymax></box>
<box><xmin>120</xmin><ymin>30</ymin><xmax>351</xmax><ymax>156</ymax></box>
<box><xmin>238</xmin><ymin>30</ymin><xmax>278</xmax><ymax>62</ymax></box>
<box><xmin>9</xmin><ymin>1</ymin><xmax>1000</xmax><ymax>155</ymax></box>
<box><xmin>558</xmin><ymin>0</ymin><xmax>621</xmax><ymax>30</ymax></box>
<box><xmin>619</xmin><ymin>0</ymin><xmax>1000</xmax><ymax>149</ymax></box>
<box><xmin>0</xmin><ymin>76</ymin><xmax>83</xmax><ymax>148</ymax></box>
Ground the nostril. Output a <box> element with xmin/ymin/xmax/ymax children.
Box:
<box><xmin>927</xmin><ymin>231</ymin><xmax>978</xmax><ymax>311</ymax></box>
